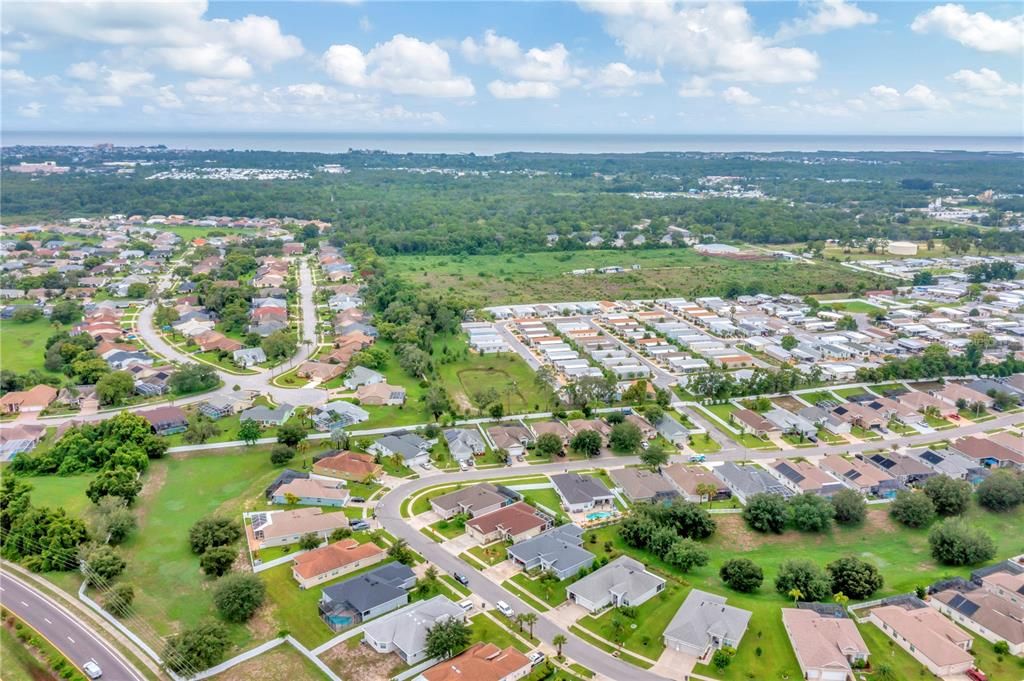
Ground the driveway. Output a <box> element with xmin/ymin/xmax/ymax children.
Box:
<box><xmin>408</xmin><ymin>510</ymin><xmax>441</xmax><ymax>530</ymax></box>
<box><xmin>547</xmin><ymin>602</ymin><xmax>588</xmax><ymax>629</ymax></box>
<box><xmin>650</xmin><ymin>647</ymin><xmax>697</xmax><ymax>680</ymax></box>
<box><xmin>442</xmin><ymin>532</ymin><xmax>479</xmax><ymax>555</ymax></box>
<box><xmin>482</xmin><ymin>559</ymin><xmax>520</xmax><ymax>583</ymax></box>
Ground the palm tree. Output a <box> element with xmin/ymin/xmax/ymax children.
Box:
<box><xmin>553</xmin><ymin>634</ymin><xmax>567</xmax><ymax>658</ymax></box>
<box><xmin>696</xmin><ymin>483</ymin><xmax>717</xmax><ymax>507</ymax></box>
<box><xmin>424</xmin><ymin>565</ymin><xmax>438</xmax><ymax>584</ymax></box>
<box><xmin>788</xmin><ymin>588</ymin><xmax>803</xmax><ymax>603</ymax></box>
<box><xmin>521</xmin><ymin>612</ymin><xmax>538</xmax><ymax>638</ymax></box>
<box><xmin>513</xmin><ymin>613</ymin><xmax>527</xmax><ymax>633</ymax></box>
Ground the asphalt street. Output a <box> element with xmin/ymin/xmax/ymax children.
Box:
<box><xmin>0</xmin><ymin>571</ymin><xmax>146</xmax><ymax>681</ymax></box>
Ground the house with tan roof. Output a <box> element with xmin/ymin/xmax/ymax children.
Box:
<box><xmin>931</xmin><ymin>582</ymin><xmax>1024</xmax><ymax>655</ymax></box>
<box><xmin>291</xmin><ymin>538</ymin><xmax>385</xmax><ymax>589</ymax></box>
<box><xmin>897</xmin><ymin>390</ymin><xmax>959</xmax><ymax>419</ymax></box>
<box><xmin>271</xmin><ymin>477</ymin><xmax>350</xmax><ymax>507</ymax></box>
<box><xmin>663</xmin><ymin>464</ymin><xmax>731</xmax><ymax>503</ymax></box>
<box><xmin>609</xmin><ymin>467</ymin><xmax>678</xmax><ymax>503</ymax></box>
<box><xmin>869</xmin><ymin>604</ymin><xmax>973</xmax><ymax>676</ymax></box>
<box><xmin>980</xmin><ymin>569</ymin><xmax>1024</xmax><ymax>606</ymax></box>
<box><xmin>530</xmin><ymin>420</ymin><xmax>572</xmax><ymax>445</ymax></box>
<box><xmin>0</xmin><ymin>384</ymin><xmax>57</xmax><ymax>414</ymax></box>
<box><xmin>416</xmin><ymin>643</ymin><xmax>531</xmax><ymax>681</ymax></box>
<box><xmin>430</xmin><ymin>483</ymin><xmax>517</xmax><ymax>519</ymax></box>
<box><xmin>781</xmin><ymin>608</ymin><xmax>868</xmax><ymax>681</ymax></box>
<box><xmin>465</xmin><ymin>501</ymin><xmax>549</xmax><ymax>544</ymax></box>
<box><xmin>731</xmin><ymin>408</ymin><xmax>778</xmax><ymax>437</ymax></box>
<box><xmin>247</xmin><ymin>507</ymin><xmax>350</xmax><ymax>550</ymax></box>
<box><xmin>932</xmin><ymin>382</ymin><xmax>994</xmax><ymax>409</ymax></box>
<box><xmin>950</xmin><ymin>436</ymin><xmax>1024</xmax><ymax>470</ymax></box>
<box><xmin>486</xmin><ymin>423</ymin><xmax>534</xmax><ymax>458</ymax></box>
<box><xmin>768</xmin><ymin>460</ymin><xmax>845</xmax><ymax>497</ymax></box>
<box><xmin>356</xmin><ymin>382</ymin><xmax>406</xmax><ymax>406</ymax></box>
<box><xmin>296</xmin><ymin>361</ymin><xmax>344</xmax><ymax>382</ymax></box>
<box><xmin>820</xmin><ymin>455</ymin><xmax>898</xmax><ymax>497</ymax></box>
<box><xmin>312</xmin><ymin>451</ymin><xmax>382</xmax><ymax>483</ymax></box>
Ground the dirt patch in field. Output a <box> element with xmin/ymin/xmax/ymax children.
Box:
<box><xmin>771</xmin><ymin>395</ymin><xmax>806</xmax><ymax>412</ymax></box>
<box><xmin>320</xmin><ymin>638</ymin><xmax>406</xmax><ymax>681</ymax></box>
<box><xmin>135</xmin><ymin>461</ymin><xmax>168</xmax><ymax>529</ymax></box>
<box><xmin>246</xmin><ymin>603</ymin><xmax>278</xmax><ymax>641</ymax></box>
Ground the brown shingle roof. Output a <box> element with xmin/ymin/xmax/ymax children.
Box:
<box><xmin>292</xmin><ymin>538</ymin><xmax>384</xmax><ymax>580</ymax></box>
<box><xmin>466</xmin><ymin>502</ymin><xmax>547</xmax><ymax>536</ymax></box>
<box><xmin>421</xmin><ymin>643</ymin><xmax>530</xmax><ymax>681</ymax></box>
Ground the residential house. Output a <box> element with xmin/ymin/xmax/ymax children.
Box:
<box><xmin>653</xmin><ymin>415</ymin><xmax>691</xmax><ymax>449</ymax></box>
<box><xmin>311</xmin><ymin>401</ymin><xmax>369</xmax><ymax>431</ymax></box>
<box><xmin>296</xmin><ymin>361</ymin><xmax>344</xmax><ymax>383</ymax></box>
<box><xmin>199</xmin><ymin>394</ymin><xmax>253</xmax><ymax>420</ymax></box>
<box><xmin>768</xmin><ymin>460</ymin><xmax>845</xmax><ymax>497</ymax></box>
<box><xmin>430</xmin><ymin>483</ymin><xmax>517</xmax><ymax>519</ymax></box>
<box><xmin>233</xmin><ymin>347</ymin><xmax>267</xmax><ymax>367</ymax></box>
<box><xmin>566</xmin><ymin>556</ymin><xmax>666</xmax><ymax>613</ymax></box>
<box><xmin>567</xmin><ymin>419</ymin><xmax>613</xmax><ymax>442</ymax></box>
<box><xmin>714</xmin><ymin>462</ymin><xmax>793</xmax><ymax>504</ymax></box>
<box><xmin>506</xmin><ymin>525</ymin><xmax>594</xmax><ymax>580</ymax></box>
<box><xmin>291</xmin><ymin>538</ymin><xmax>385</xmax><ymax>589</ymax></box>
<box><xmin>312</xmin><ymin>451</ymin><xmax>382</xmax><ymax>483</ymax></box>
<box><xmin>931</xmin><ymin>582</ymin><xmax>1024</xmax><ymax>655</ymax></box>
<box><xmin>465</xmin><ymin>501</ymin><xmax>549</xmax><ymax>544</ymax></box>
<box><xmin>830</xmin><ymin>402</ymin><xmax>885</xmax><ymax>430</ymax></box>
<box><xmin>370</xmin><ymin>432</ymin><xmax>431</xmax><ymax>467</ymax></box>
<box><xmin>550</xmin><ymin>473</ymin><xmax>615</xmax><ymax>513</ymax></box>
<box><xmin>763</xmin><ymin>408</ymin><xmax>817</xmax><ymax>440</ymax></box>
<box><xmin>0</xmin><ymin>423</ymin><xmax>47</xmax><ymax>460</ymax></box>
<box><xmin>271</xmin><ymin>477</ymin><xmax>350</xmax><ymax>507</ymax></box>
<box><xmin>863</xmin><ymin>452</ymin><xmax>935</xmax><ymax>486</ymax></box>
<box><xmin>909</xmin><ymin>448</ymin><xmax>989</xmax><ymax>485</ymax></box>
<box><xmin>869</xmin><ymin>604</ymin><xmax>973</xmax><ymax>677</ymax></box>
<box><xmin>979</xmin><ymin>568</ymin><xmax>1024</xmax><ymax>606</ymax></box>
<box><xmin>820</xmin><ymin>455</ymin><xmax>898</xmax><ymax>497</ymax></box>
<box><xmin>416</xmin><ymin>643</ymin><xmax>531</xmax><ymax>681</ymax></box>
<box><xmin>951</xmin><ymin>436</ymin><xmax>1024</xmax><ymax>470</ymax></box>
<box><xmin>798</xmin><ymin>406</ymin><xmax>851</xmax><ymax>436</ymax></box>
<box><xmin>362</xmin><ymin>595</ymin><xmax>466</xmax><ymax>665</ymax></box>
<box><xmin>319</xmin><ymin>562</ymin><xmax>416</xmax><ymax>630</ymax></box>
<box><xmin>139</xmin><ymin>406</ymin><xmax>188</xmax><ymax>435</ymax></box>
<box><xmin>664</xmin><ymin>589</ymin><xmax>752</xmax><ymax>658</ymax></box>
<box><xmin>356</xmin><ymin>382</ymin><xmax>406</xmax><ymax>406</ymax></box>
<box><xmin>530</xmin><ymin>420</ymin><xmax>572</xmax><ymax>447</ymax></box>
<box><xmin>732</xmin><ymin>408</ymin><xmax>778</xmax><ymax>437</ymax></box>
<box><xmin>344</xmin><ymin>366</ymin><xmax>384</xmax><ymax>390</ymax></box>
<box><xmin>625</xmin><ymin>413</ymin><xmax>657</xmax><ymax>440</ymax></box>
<box><xmin>990</xmin><ymin>431</ymin><xmax>1024</xmax><ymax>455</ymax></box>
<box><xmin>609</xmin><ymin>467</ymin><xmax>678</xmax><ymax>503</ymax></box>
<box><xmin>239</xmin><ymin>402</ymin><xmax>294</xmax><ymax>427</ymax></box>
<box><xmin>932</xmin><ymin>382</ymin><xmax>994</xmax><ymax>410</ymax></box>
<box><xmin>487</xmin><ymin>423</ymin><xmax>534</xmax><ymax>459</ymax></box>
<box><xmin>0</xmin><ymin>385</ymin><xmax>57</xmax><ymax>414</ymax></box>
<box><xmin>195</xmin><ymin>330</ymin><xmax>243</xmax><ymax>353</ymax></box>
<box><xmin>781</xmin><ymin>608</ymin><xmax>869</xmax><ymax>681</ymax></box>
<box><xmin>443</xmin><ymin>428</ymin><xmax>486</xmax><ymax>463</ymax></box>
<box><xmin>264</xmin><ymin>469</ymin><xmax>308</xmax><ymax>500</ymax></box>
<box><xmin>247</xmin><ymin>507</ymin><xmax>349</xmax><ymax>549</ymax></box>
<box><xmin>897</xmin><ymin>390</ymin><xmax>959</xmax><ymax>419</ymax></box>
<box><xmin>663</xmin><ymin>464</ymin><xmax>731</xmax><ymax>503</ymax></box>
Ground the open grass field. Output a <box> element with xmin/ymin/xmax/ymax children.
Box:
<box><xmin>156</xmin><ymin>225</ymin><xmax>258</xmax><ymax>241</ymax></box>
<box><xmin>469</xmin><ymin>613</ymin><xmax>531</xmax><ymax>653</ymax></box>
<box><xmin>0</xmin><ymin>317</ymin><xmax>70</xmax><ymax>376</ymax></box>
<box><xmin>577</xmin><ymin>579</ymin><xmax>689</xmax><ymax>661</ymax></box>
<box><xmin>433</xmin><ymin>335</ymin><xmax>555</xmax><ymax>414</ymax></box>
<box><xmin>387</xmin><ymin>250</ymin><xmax>886</xmax><ymax>306</ymax></box>
<box><xmin>22</xmin><ymin>473</ymin><xmax>96</xmax><ymax>519</ymax></box>
<box><xmin>517</xmin><ymin>487</ymin><xmax>564</xmax><ymax>515</ymax></box>
<box><xmin>824</xmin><ymin>300</ymin><xmax>885</xmax><ymax>313</ymax></box>
<box><xmin>584</xmin><ymin>500</ymin><xmax>1024</xmax><ymax>680</ymax></box>
<box><xmin>208</xmin><ymin>643</ymin><xmax>328</xmax><ymax>681</ymax></box>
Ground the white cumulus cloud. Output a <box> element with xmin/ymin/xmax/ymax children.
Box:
<box><xmin>323</xmin><ymin>34</ymin><xmax>474</xmax><ymax>97</ymax></box>
<box><xmin>776</xmin><ymin>0</ymin><xmax>878</xmax><ymax>41</ymax></box>
<box><xmin>582</xmin><ymin>0</ymin><xmax>820</xmax><ymax>83</ymax></box>
<box><xmin>487</xmin><ymin>80</ymin><xmax>560</xmax><ymax>99</ymax></box>
<box><xmin>721</xmin><ymin>86</ymin><xmax>760</xmax><ymax>106</ymax></box>
<box><xmin>911</xmin><ymin>4</ymin><xmax>1023</xmax><ymax>54</ymax></box>
<box><xmin>589</xmin><ymin>62</ymin><xmax>663</xmax><ymax>90</ymax></box>
<box><xmin>679</xmin><ymin>75</ymin><xmax>713</xmax><ymax>98</ymax></box>
<box><xmin>947</xmin><ymin>67</ymin><xmax>1022</xmax><ymax>108</ymax></box>
<box><xmin>18</xmin><ymin>101</ymin><xmax>43</xmax><ymax>117</ymax></box>
<box><xmin>867</xmin><ymin>84</ymin><xmax>948</xmax><ymax>110</ymax></box>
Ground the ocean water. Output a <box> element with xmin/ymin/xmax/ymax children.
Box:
<box><xmin>2</xmin><ymin>131</ymin><xmax>1022</xmax><ymax>155</ymax></box>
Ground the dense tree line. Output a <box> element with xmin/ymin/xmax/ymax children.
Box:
<box><xmin>619</xmin><ymin>499</ymin><xmax>715</xmax><ymax>572</ymax></box>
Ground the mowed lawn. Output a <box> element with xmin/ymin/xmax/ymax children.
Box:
<box><xmin>0</xmin><ymin>317</ymin><xmax>70</xmax><ymax>375</ymax></box>
<box><xmin>21</xmin><ymin>473</ymin><xmax>96</xmax><ymax>519</ymax></box>
<box><xmin>585</xmin><ymin>501</ymin><xmax>1024</xmax><ymax>681</ymax></box>
<box><xmin>387</xmin><ymin>250</ymin><xmax>886</xmax><ymax>306</ymax></box>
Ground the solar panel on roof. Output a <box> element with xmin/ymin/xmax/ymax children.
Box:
<box><xmin>776</xmin><ymin>462</ymin><xmax>805</xmax><ymax>484</ymax></box>
<box><xmin>847</xmin><ymin>470</ymin><xmax>861</xmax><ymax>480</ymax></box>
<box><xmin>947</xmin><ymin>594</ymin><xmax>980</xmax><ymax>617</ymax></box>
<box><xmin>870</xmin><ymin>454</ymin><xmax>897</xmax><ymax>470</ymax></box>
<box><xmin>921</xmin><ymin>451</ymin><xmax>943</xmax><ymax>465</ymax></box>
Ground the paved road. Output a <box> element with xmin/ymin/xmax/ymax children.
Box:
<box><xmin>377</xmin><ymin>408</ymin><xmax>1023</xmax><ymax>681</ymax></box>
<box><xmin>0</xmin><ymin>571</ymin><xmax>146</xmax><ymax>681</ymax></box>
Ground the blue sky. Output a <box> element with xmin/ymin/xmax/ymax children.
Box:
<box><xmin>1</xmin><ymin>1</ymin><xmax>1021</xmax><ymax>135</ymax></box>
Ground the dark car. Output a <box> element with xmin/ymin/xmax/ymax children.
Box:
<box><xmin>350</xmin><ymin>497</ymin><xmax>366</xmax><ymax>503</ymax></box>
<box><xmin>453</xmin><ymin>572</ymin><xmax>470</xmax><ymax>586</ymax></box>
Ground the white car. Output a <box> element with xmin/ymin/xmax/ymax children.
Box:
<box><xmin>528</xmin><ymin>651</ymin><xmax>546</xmax><ymax>668</ymax></box>
<box><xmin>496</xmin><ymin>600</ymin><xmax>515</xmax><ymax>618</ymax></box>
<box><xmin>83</xmin><ymin>660</ymin><xmax>103</xmax><ymax>679</ymax></box>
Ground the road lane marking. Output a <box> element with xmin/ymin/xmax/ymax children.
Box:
<box><xmin>67</xmin><ymin>636</ymin><xmax>75</xmax><ymax>644</ymax></box>
<box><xmin>44</xmin><ymin>617</ymin><xmax>52</xmax><ymax>624</ymax></box>
<box><xmin>20</xmin><ymin>600</ymin><xmax>30</xmax><ymax>607</ymax></box>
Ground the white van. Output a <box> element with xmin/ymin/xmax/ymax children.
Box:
<box><xmin>496</xmin><ymin>600</ymin><xmax>514</xmax><ymax>618</ymax></box>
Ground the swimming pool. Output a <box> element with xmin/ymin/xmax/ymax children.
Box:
<box><xmin>586</xmin><ymin>511</ymin><xmax>614</xmax><ymax>521</ymax></box>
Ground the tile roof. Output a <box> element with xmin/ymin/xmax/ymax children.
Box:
<box><xmin>292</xmin><ymin>538</ymin><xmax>384</xmax><ymax>580</ymax></box>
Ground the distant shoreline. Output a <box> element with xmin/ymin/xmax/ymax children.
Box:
<box><xmin>3</xmin><ymin>131</ymin><xmax>1022</xmax><ymax>155</ymax></box>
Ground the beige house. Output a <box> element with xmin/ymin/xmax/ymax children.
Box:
<box><xmin>291</xmin><ymin>538</ymin><xmax>385</xmax><ymax>589</ymax></box>
<box><xmin>869</xmin><ymin>605</ymin><xmax>973</xmax><ymax>677</ymax></box>
<box><xmin>781</xmin><ymin>608</ymin><xmax>868</xmax><ymax>681</ymax></box>
<box><xmin>247</xmin><ymin>508</ymin><xmax>350</xmax><ymax>550</ymax></box>
<box><xmin>356</xmin><ymin>382</ymin><xmax>406</xmax><ymax>406</ymax></box>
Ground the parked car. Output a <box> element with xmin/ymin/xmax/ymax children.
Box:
<box><xmin>453</xmin><ymin>572</ymin><xmax>470</xmax><ymax>586</ymax></box>
<box><xmin>350</xmin><ymin>497</ymin><xmax>366</xmax><ymax>504</ymax></box>
<box><xmin>967</xmin><ymin>669</ymin><xmax>988</xmax><ymax>681</ymax></box>
<box><xmin>458</xmin><ymin>599</ymin><xmax>474</xmax><ymax>613</ymax></box>
<box><xmin>349</xmin><ymin>519</ymin><xmax>370</xmax><ymax>531</ymax></box>
<box><xmin>528</xmin><ymin>651</ymin><xmax>546</xmax><ymax>668</ymax></box>
<box><xmin>688</xmin><ymin>454</ymin><xmax>706</xmax><ymax>463</ymax></box>
<box><xmin>459</xmin><ymin>461</ymin><xmax>469</xmax><ymax>471</ymax></box>
<box><xmin>496</xmin><ymin>600</ymin><xmax>514</xmax><ymax>618</ymax></box>
<box><xmin>83</xmin><ymin>661</ymin><xmax>103</xmax><ymax>679</ymax></box>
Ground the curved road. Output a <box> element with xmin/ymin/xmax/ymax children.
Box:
<box><xmin>1</xmin><ymin>571</ymin><xmax>146</xmax><ymax>681</ymax></box>
<box><xmin>377</xmin><ymin>408</ymin><xmax>1024</xmax><ymax>681</ymax></box>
